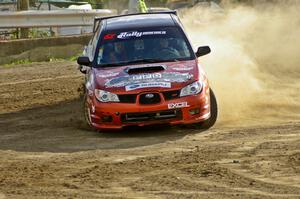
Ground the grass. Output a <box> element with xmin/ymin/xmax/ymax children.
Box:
<box><xmin>2</xmin><ymin>55</ymin><xmax>80</xmax><ymax>68</ymax></box>
<box><xmin>2</xmin><ymin>59</ymin><xmax>33</xmax><ymax>67</ymax></box>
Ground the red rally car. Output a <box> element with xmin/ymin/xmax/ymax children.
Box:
<box><xmin>77</xmin><ymin>11</ymin><xmax>218</xmax><ymax>130</ymax></box>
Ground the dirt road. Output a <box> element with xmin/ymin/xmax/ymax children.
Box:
<box><xmin>0</xmin><ymin>3</ymin><xmax>300</xmax><ymax>199</ymax></box>
<box><xmin>0</xmin><ymin>61</ymin><xmax>299</xmax><ymax>199</ymax></box>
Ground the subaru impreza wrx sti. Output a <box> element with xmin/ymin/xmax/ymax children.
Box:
<box><xmin>77</xmin><ymin>11</ymin><xmax>218</xmax><ymax>130</ymax></box>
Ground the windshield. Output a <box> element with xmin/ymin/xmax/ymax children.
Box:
<box><xmin>95</xmin><ymin>27</ymin><xmax>194</xmax><ymax>67</ymax></box>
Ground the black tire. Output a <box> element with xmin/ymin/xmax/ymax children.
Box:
<box><xmin>82</xmin><ymin>93</ymin><xmax>94</xmax><ymax>130</ymax></box>
<box><xmin>184</xmin><ymin>88</ymin><xmax>218</xmax><ymax>130</ymax></box>
<box><xmin>199</xmin><ymin>89</ymin><xmax>218</xmax><ymax>129</ymax></box>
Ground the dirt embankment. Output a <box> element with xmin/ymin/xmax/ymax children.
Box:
<box><xmin>0</xmin><ymin>2</ymin><xmax>299</xmax><ymax>199</ymax></box>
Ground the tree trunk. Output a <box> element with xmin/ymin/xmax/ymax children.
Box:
<box><xmin>17</xmin><ymin>0</ymin><xmax>29</xmax><ymax>39</ymax></box>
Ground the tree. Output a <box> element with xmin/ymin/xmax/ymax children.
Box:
<box><xmin>17</xmin><ymin>0</ymin><xmax>29</xmax><ymax>38</ymax></box>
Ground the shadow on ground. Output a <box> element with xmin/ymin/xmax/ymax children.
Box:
<box><xmin>0</xmin><ymin>99</ymin><xmax>200</xmax><ymax>153</ymax></box>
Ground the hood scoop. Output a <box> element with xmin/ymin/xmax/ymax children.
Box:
<box><xmin>125</xmin><ymin>65</ymin><xmax>166</xmax><ymax>74</ymax></box>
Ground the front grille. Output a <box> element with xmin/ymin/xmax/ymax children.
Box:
<box><xmin>121</xmin><ymin>109</ymin><xmax>182</xmax><ymax>123</ymax></box>
<box><xmin>139</xmin><ymin>93</ymin><xmax>161</xmax><ymax>104</ymax></box>
<box><xmin>118</xmin><ymin>90</ymin><xmax>180</xmax><ymax>104</ymax></box>
<box><xmin>118</xmin><ymin>94</ymin><xmax>137</xmax><ymax>103</ymax></box>
<box><xmin>162</xmin><ymin>90</ymin><xmax>180</xmax><ymax>100</ymax></box>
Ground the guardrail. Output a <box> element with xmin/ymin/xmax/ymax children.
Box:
<box><xmin>0</xmin><ymin>9</ymin><xmax>116</xmax><ymax>28</ymax></box>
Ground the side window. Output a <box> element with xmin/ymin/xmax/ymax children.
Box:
<box><xmin>90</xmin><ymin>23</ymin><xmax>103</xmax><ymax>61</ymax></box>
<box><xmin>85</xmin><ymin>33</ymin><xmax>96</xmax><ymax>59</ymax></box>
<box><xmin>85</xmin><ymin>22</ymin><xmax>103</xmax><ymax>61</ymax></box>
<box><xmin>97</xmin><ymin>46</ymin><xmax>104</xmax><ymax>64</ymax></box>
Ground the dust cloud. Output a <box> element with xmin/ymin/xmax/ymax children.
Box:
<box><xmin>181</xmin><ymin>2</ymin><xmax>300</xmax><ymax>126</ymax></box>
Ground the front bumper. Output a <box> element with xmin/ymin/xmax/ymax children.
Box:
<box><xmin>87</xmin><ymin>88</ymin><xmax>211</xmax><ymax>130</ymax></box>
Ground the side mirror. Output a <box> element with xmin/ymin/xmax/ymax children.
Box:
<box><xmin>195</xmin><ymin>46</ymin><xmax>211</xmax><ymax>57</ymax></box>
<box><xmin>77</xmin><ymin>56</ymin><xmax>91</xmax><ymax>66</ymax></box>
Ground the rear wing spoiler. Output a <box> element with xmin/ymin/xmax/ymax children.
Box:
<box><xmin>93</xmin><ymin>10</ymin><xmax>177</xmax><ymax>33</ymax></box>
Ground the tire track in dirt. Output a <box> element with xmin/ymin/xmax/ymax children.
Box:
<box><xmin>0</xmin><ymin>119</ymin><xmax>299</xmax><ymax>198</ymax></box>
<box><xmin>0</xmin><ymin>61</ymin><xmax>84</xmax><ymax>114</ymax></box>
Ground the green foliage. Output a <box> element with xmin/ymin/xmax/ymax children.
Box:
<box><xmin>68</xmin><ymin>54</ymin><xmax>80</xmax><ymax>61</ymax></box>
<box><xmin>7</xmin><ymin>28</ymin><xmax>51</xmax><ymax>39</ymax></box>
<box><xmin>3</xmin><ymin>59</ymin><xmax>32</xmax><ymax>67</ymax></box>
<box><xmin>2</xmin><ymin>54</ymin><xmax>80</xmax><ymax>68</ymax></box>
<box><xmin>29</xmin><ymin>29</ymin><xmax>51</xmax><ymax>38</ymax></box>
<box><xmin>83</xmin><ymin>0</ymin><xmax>104</xmax><ymax>8</ymax></box>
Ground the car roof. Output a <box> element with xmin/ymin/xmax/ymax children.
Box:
<box><xmin>104</xmin><ymin>13</ymin><xmax>177</xmax><ymax>31</ymax></box>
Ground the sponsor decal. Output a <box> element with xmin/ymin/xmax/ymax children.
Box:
<box><xmin>105</xmin><ymin>72</ymin><xmax>193</xmax><ymax>88</ymax></box>
<box><xmin>117</xmin><ymin>31</ymin><xmax>166</xmax><ymax>39</ymax></box>
<box><xmin>125</xmin><ymin>82</ymin><xmax>171</xmax><ymax>91</ymax></box>
<box><xmin>145</xmin><ymin>93</ymin><xmax>154</xmax><ymax>99</ymax></box>
<box><xmin>104</xmin><ymin>33</ymin><xmax>116</xmax><ymax>40</ymax></box>
<box><xmin>168</xmin><ymin>102</ymin><xmax>189</xmax><ymax>109</ymax></box>
<box><xmin>173</xmin><ymin>67</ymin><xmax>194</xmax><ymax>71</ymax></box>
<box><xmin>132</xmin><ymin>73</ymin><xmax>162</xmax><ymax>81</ymax></box>
<box><xmin>97</xmin><ymin>72</ymin><xmax>119</xmax><ymax>78</ymax></box>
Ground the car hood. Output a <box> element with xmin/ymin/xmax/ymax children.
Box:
<box><xmin>94</xmin><ymin>60</ymin><xmax>199</xmax><ymax>93</ymax></box>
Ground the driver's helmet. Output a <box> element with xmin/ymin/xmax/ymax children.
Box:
<box><xmin>114</xmin><ymin>42</ymin><xmax>125</xmax><ymax>54</ymax></box>
<box><xmin>159</xmin><ymin>38</ymin><xmax>169</xmax><ymax>48</ymax></box>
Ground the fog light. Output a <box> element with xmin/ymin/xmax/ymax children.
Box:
<box><xmin>101</xmin><ymin>116</ymin><xmax>113</xmax><ymax>122</ymax></box>
<box><xmin>189</xmin><ymin>108</ymin><xmax>200</xmax><ymax>115</ymax></box>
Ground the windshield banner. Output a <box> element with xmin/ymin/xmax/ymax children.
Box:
<box><xmin>105</xmin><ymin>72</ymin><xmax>193</xmax><ymax>88</ymax></box>
<box><xmin>117</xmin><ymin>31</ymin><xmax>166</xmax><ymax>39</ymax></box>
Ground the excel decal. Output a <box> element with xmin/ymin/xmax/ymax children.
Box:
<box><xmin>168</xmin><ymin>102</ymin><xmax>189</xmax><ymax>109</ymax></box>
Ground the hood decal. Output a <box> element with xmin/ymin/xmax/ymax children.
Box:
<box><xmin>125</xmin><ymin>82</ymin><xmax>171</xmax><ymax>91</ymax></box>
<box><xmin>173</xmin><ymin>67</ymin><xmax>194</xmax><ymax>71</ymax></box>
<box><xmin>105</xmin><ymin>72</ymin><xmax>193</xmax><ymax>88</ymax></box>
<box><xmin>97</xmin><ymin>71</ymin><xmax>119</xmax><ymax>78</ymax></box>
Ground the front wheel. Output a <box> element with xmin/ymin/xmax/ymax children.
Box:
<box><xmin>199</xmin><ymin>89</ymin><xmax>218</xmax><ymax>129</ymax></box>
<box><xmin>185</xmin><ymin>88</ymin><xmax>218</xmax><ymax>130</ymax></box>
<box><xmin>83</xmin><ymin>93</ymin><xmax>94</xmax><ymax>130</ymax></box>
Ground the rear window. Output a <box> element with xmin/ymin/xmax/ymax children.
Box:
<box><xmin>95</xmin><ymin>27</ymin><xmax>194</xmax><ymax>67</ymax></box>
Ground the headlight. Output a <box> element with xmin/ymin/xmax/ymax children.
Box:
<box><xmin>95</xmin><ymin>89</ymin><xmax>120</xmax><ymax>102</ymax></box>
<box><xmin>180</xmin><ymin>81</ymin><xmax>203</xmax><ymax>97</ymax></box>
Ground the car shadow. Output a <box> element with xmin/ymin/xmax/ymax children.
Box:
<box><xmin>0</xmin><ymin>99</ymin><xmax>203</xmax><ymax>153</ymax></box>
